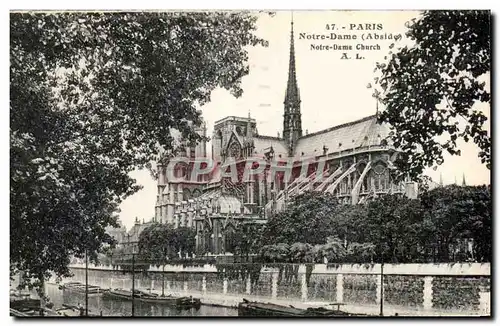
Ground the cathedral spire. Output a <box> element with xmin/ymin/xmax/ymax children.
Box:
<box><xmin>284</xmin><ymin>16</ymin><xmax>300</xmax><ymax>107</ymax></box>
<box><xmin>462</xmin><ymin>173</ymin><xmax>467</xmax><ymax>186</ymax></box>
<box><xmin>283</xmin><ymin>14</ymin><xmax>302</xmax><ymax>156</ymax></box>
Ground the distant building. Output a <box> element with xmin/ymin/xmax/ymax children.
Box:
<box><xmin>118</xmin><ymin>217</ymin><xmax>155</xmax><ymax>254</ymax></box>
<box><xmin>105</xmin><ymin>223</ymin><xmax>127</xmax><ymax>247</ymax></box>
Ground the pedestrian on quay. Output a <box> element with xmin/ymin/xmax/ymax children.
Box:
<box><xmin>78</xmin><ymin>303</ymin><xmax>84</xmax><ymax>316</ymax></box>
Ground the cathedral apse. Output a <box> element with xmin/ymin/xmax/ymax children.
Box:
<box><xmin>154</xmin><ymin>20</ymin><xmax>412</xmax><ymax>256</ymax></box>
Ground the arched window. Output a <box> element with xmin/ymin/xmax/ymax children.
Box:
<box><xmin>229</xmin><ymin>142</ymin><xmax>241</xmax><ymax>158</ymax></box>
<box><xmin>363</xmin><ymin>170</ymin><xmax>372</xmax><ymax>193</ymax></box>
<box><xmin>184</xmin><ymin>189</ymin><xmax>191</xmax><ymax>201</ymax></box>
<box><xmin>372</xmin><ymin>162</ymin><xmax>388</xmax><ymax>191</ymax></box>
<box><xmin>194</xmin><ymin>189</ymin><xmax>202</xmax><ymax>198</ymax></box>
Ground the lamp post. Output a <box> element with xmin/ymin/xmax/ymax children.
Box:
<box><xmin>380</xmin><ymin>258</ymin><xmax>384</xmax><ymax>316</ymax></box>
<box><xmin>85</xmin><ymin>249</ymin><xmax>89</xmax><ymax>316</ymax></box>
<box><xmin>162</xmin><ymin>248</ymin><xmax>165</xmax><ymax>297</ymax></box>
<box><xmin>379</xmin><ymin>213</ymin><xmax>386</xmax><ymax>317</ymax></box>
<box><xmin>131</xmin><ymin>251</ymin><xmax>136</xmax><ymax>317</ymax></box>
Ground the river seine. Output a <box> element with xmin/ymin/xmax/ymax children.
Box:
<box><xmin>43</xmin><ymin>284</ymin><xmax>238</xmax><ymax>317</ymax></box>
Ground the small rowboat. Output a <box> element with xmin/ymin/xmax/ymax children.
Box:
<box><xmin>104</xmin><ymin>289</ymin><xmax>201</xmax><ymax>309</ymax></box>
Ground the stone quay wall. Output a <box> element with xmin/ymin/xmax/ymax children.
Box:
<box><xmin>67</xmin><ymin>262</ymin><xmax>491</xmax><ymax>315</ymax></box>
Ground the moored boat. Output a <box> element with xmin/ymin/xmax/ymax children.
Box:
<box><xmin>139</xmin><ymin>294</ymin><xmax>201</xmax><ymax>308</ymax></box>
<box><xmin>238</xmin><ymin>299</ymin><xmax>368</xmax><ymax>317</ymax></box>
<box><xmin>10</xmin><ymin>290</ymin><xmax>32</xmax><ymax>302</ymax></box>
<box><xmin>104</xmin><ymin>289</ymin><xmax>201</xmax><ymax>308</ymax></box>
<box><xmin>103</xmin><ymin>288</ymin><xmax>133</xmax><ymax>300</ymax></box>
<box><xmin>59</xmin><ymin>282</ymin><xmax>82</xmax><ymax>290</ymax></box>
<box><xmin>55</xmin><ymin>304</ymin><xmax>101</xmax><ymax>317</ymax></box>
<box><xmin>60</xmin><ymin>282</ymin><xmax>105</xmax><ymax>295</ymax></box>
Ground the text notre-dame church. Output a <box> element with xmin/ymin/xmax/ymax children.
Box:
<box><xmin>153</xmin><ymin>21</ymin><xmax>416</xmax><ymax>256</ymax></box>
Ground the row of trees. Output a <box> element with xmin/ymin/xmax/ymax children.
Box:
<box><xmin>137</xmin><ymin>223</ymin><xmax>196</xmax><ymax>263</ymax></box>
<box><xmin>127</xmin><ymin>184</ymin><xmax>491</xmax><ymax>265</ymax></box>
<box><xmin>258</xmin><ymin>239</ymin><xmax>375</xmax><ymax>264</ymax></box>
<box><xmin>260</xmin><ymin>185</ymin><xmax>491</xmax><ymax>264</ymax></box>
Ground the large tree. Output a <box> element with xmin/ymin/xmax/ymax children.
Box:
<box><xmin>137</xmin><ymin>223</ymin><xmax>196</xmax><ymax>263</ymax></box>
<box><xmin>365</xmin><ymin>194</ymin><xmax>424</xmax><ymax>263</ymax></box>
<box><xmin>261</xmin><ymin>191</ymin><xmax>340</xmax><ymax>245</ymax></box>
<box><xmin>373</xmin><ymin>10</ymin><xmax>490</xmax><ymax>181</ymax></box>
<box><xmin>419</xmin><ymin>185</ymin><xmax>491</xmax><ymax>262</ymax></box>
<box><xmin>231</xmin><ymin>223</ymin><xmax>264</xmax><ymax>259</ymax></box>
<box><xmin>10</xmin><ymin>11</ymin><xmax>265</xmax><ymax>290</ymax></box>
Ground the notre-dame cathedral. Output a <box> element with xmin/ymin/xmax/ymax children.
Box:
<box><xmin>154</xmin><ymin>21</ymin><xmax>416</xmax><ymax>256</ymax></box>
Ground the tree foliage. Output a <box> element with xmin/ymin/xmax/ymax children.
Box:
<box><xmin>261</xmin><ymin>187</ymin><xmax>491</xmax><ymax>264</ymax></box>
<box><xmin>258</xmin><ymin>243</ymin><xmax>290</xmax><ymax>263</ymax></box>
<box><xmin>289</xmin><ymin>242</ymin><xmax>313</xmax><ymax>262</ymax></box>
<box><xmin>137</xmin><ymin>223</ymin><xmax>196</xmax><ymax>263</ymax></box>
<box><xmin>10</xmin><ymin>11</ymin><xmax>265</xmax><ymax>289</ymax></box>
<box><xmin>320</xmin><ymin>237</ymin><xmax>347</xmax><ymax>263</ymax></box>
<box><xmin>262</xmin><ymin>191</ymin><xmax>340</xmax><ymax>245</ymax></box>
<box><xmin>419</xmin><ymin>185</ymin><xmax>491</xmax><ymax>262</ymax></box>
<box><xmin>365</xmin><ymin>194</ymin><xmax>425</xmax><ymax>263</ymax></box>
<box><xmin>373</xmin><ymin>10</ymin><xmax>490</xmax><ymax>181</ymax></box>
<box><xmin>230</xmin><ymin>224</ymin><xmax>264</xmax><ymax>258</ymax></box>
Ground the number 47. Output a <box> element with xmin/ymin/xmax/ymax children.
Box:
<box><xmin>325</xmin><ymin>24</ymin><xmax>335</xmax><ymax>30</ymax></box>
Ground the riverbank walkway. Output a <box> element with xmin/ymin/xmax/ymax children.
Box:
<box><xmin>136</xmin><ymin>286</ymin><xmax>486</xmax><ymax>317</ymax></box>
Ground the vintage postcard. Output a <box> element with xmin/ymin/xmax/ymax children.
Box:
<box><xmin>10</xmin><ymin>9</ymin><xmax>491</xmax><ymax>318</ymax></box>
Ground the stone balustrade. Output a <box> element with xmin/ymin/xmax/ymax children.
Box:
<box><xmin>66</xmin><ymin>262</ymin><xmax>490</xmax><ymax>315</ymax></box>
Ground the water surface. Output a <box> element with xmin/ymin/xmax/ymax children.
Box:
<box><xmin>44</xmin><ymin>284</ymin><xmax>238</xmax><ymax>317</ymax></box>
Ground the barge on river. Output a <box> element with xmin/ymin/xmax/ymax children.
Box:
<box><xmin>104</xmin><ymin>289</ymin><xmax>201</xmax><ymax>309</ymax></box>
<box><xmin>238</xmin><ymin>299</ymin><xmax>368</xmax><ymax>317</ymax></box>
<box><xmin>59</xmin><ymin>282</ymin><xmax>105</xmax><ymax>295</ymax></box>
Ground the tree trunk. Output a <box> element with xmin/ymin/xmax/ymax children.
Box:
<box><xmin>38</xmin><ymin>277</ymin><xmax>46</xmax><ymax>316</ymax></box>
<box><xmin>438</xmin><ymin>237</ymin><xmax>450</xmax><ymax>262</ymax></box>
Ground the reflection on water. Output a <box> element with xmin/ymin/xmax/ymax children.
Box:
<box><xmin>44</xmin><ymin>284</ymin><xmax>237</xmax><ymax>317</ymax></box>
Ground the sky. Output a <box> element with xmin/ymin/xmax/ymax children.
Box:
<box><xmin>118</xmin><ymin>11</ymin><xmax>491</xmax><ymax>230</ymax></box>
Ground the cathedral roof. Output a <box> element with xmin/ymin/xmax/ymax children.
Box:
<box><xmin>294</xmin><ymin>115</ymin><xmax>391</xmax><ymax>157</ymax></box>
<box><xmin>253</xmin><ymin>136</ymin><xmax>288</xmax><ymax>158</ymax></box>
